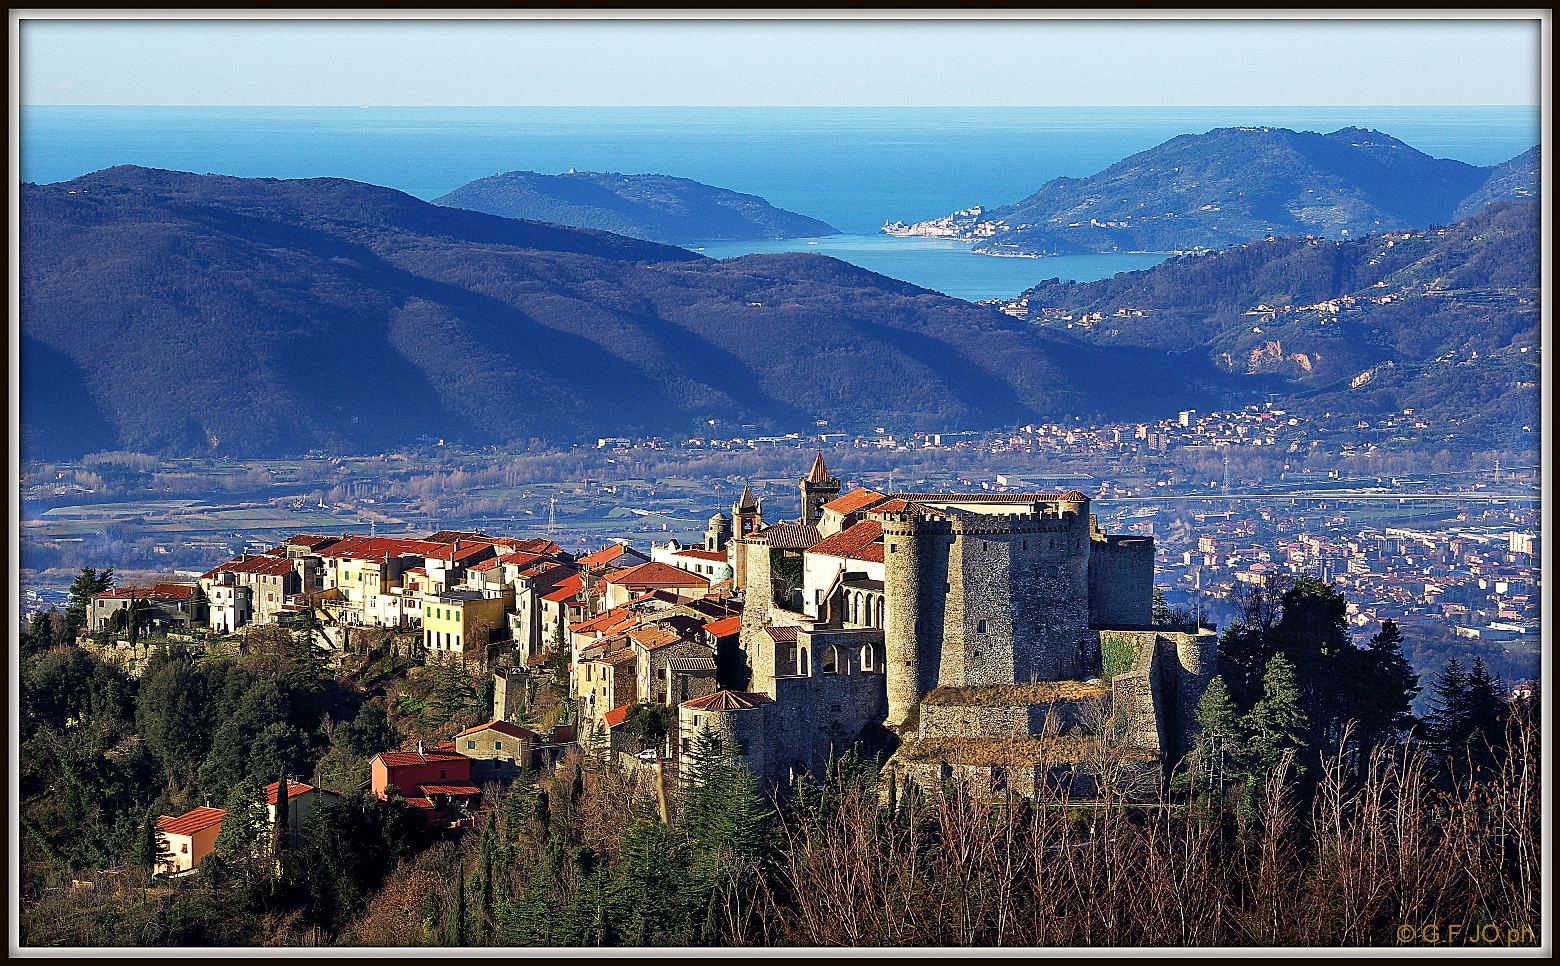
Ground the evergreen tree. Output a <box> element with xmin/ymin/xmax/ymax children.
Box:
<box><xmin>65</xmin><ymin>566</ymin><xmax>114</xmax><ymax>638</ymax></box>
<box><xmin>1152</xmin><ymin>586</ymin><xmax>1170</xmax><ymax>625</ymax></box>
<box><xmin>1241</xmin><ymin>652</ymin><xmax>1310</xmax><ymax>777</ymax></box>
<box><xmin>1424</xmin><ymin>658</ymin><xmax>1471</xmax><ymax>756</ymax></box>
<box><xmin>1191</xmin><ymin>675</ymin><xmax>1243</xmax><ymax>797</ymax></box>
<box><xmin>446</xmin><ymin>863</ymin><xmax>467</xmax><ymax>946</ymax></box>
<box><xmin>273</xmin><ymin>770</ymin><xmax>291</xmax><ymax>860</ymax></box>
<box><xmin>1355</xmin><ymin>620</ymin><xmax>1421</xmax><ymax>742</ymax></box>
<box><xmin>130</xmin><ymin>806</ymin><xmax>170</xmax><ymax>879</ymax></box>
<box><xmin>1428</xmin><ymin>658</ymin><xmax>1510</xmax><ymax>775</ymax></box>
<box><xmin>213</xmin><ymin>777</ymin><xmax>270</xmax><ymax>889</ymax></box>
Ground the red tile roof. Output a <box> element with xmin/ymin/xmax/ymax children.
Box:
<box><xmin>417</xmin><ymin>782</ymin><xmax>483</xmax><ymax>797</ymax></box>
<box><xmin>284</xmin><ymin>534</ymin><xmax>340</xmax><ymax>550</ymax></box>
<box><xmin>263</xmin><ymin>780</ymin><xmax>315</xmax><ymax>805</ymax></box>
<box><xmin>673</xmin><ymin>547</ymin><xmax>729</xmax><ymax>563</ymax></box>
<box><xmin>157</xmin><ymin>806</ymin><xmax>225</xmax><ymax>837</ymax></box>
<box><xmin>541</xmin><ymin>573</ymin><xmax>586</xmax><ymax>603</ymax></box>
<box><xmin>375</xmin><ymin>751</ymin><xmax>468</xmax><ymax>768</ymax></box>
<box><xmin>764</xmin><ymin>522</ymin><xmax>821</xmax><ymax>550</ymax></box>
<box><xmin>578</xmin><ymin>543</ymin><xmax>650</xmax><ymax>569</ymax></box>
<box><xmin>424</xmin><ymin>530</ymin><xmax>490</xmax><ymax>544</ymax></box>
<box><xmin>628</xmin><ymin>626</ymin><xmax>683</xmax><ymax>650</ymax></box>
<box><xmin>765</xmin><ymin>625</ymin><xmax>800</xmax><ymax>643</ymax></box>
<box><xmin>703</xmin><ymin>615</ymin><xmax>743</xmax><ymax>638</ymax></box>
<box><xmin>602</xmin><ymin>561</ymin><xmax>711</xmax><ymax>588</ymax></box>
<box><xmin>94</xmin><ymin>582</ymin><xmax>198</xmax><ymax>601</ymax></box>
<box><xmin>808</xmin><ymin>520</ymin><xmax>884</xmax><ymax>563</ymax></box>
<box><xmin>822</xmin><ymin>487</ymin><xmax>887</xmax><ymax>515</ymax></box>
<box><xmin>683</xmin><ymin>690</ymin><xmax>775</xmax><ymax>711</ymax></box>
<box><xmin>457</xmin><ymin>720</ymin><xmax>536</xmax><ymax>741</ymax></box>
<box><xmin>603</xmin><ymin>703</ymin><xmax>633</xmax><ymax>728</ymax></box>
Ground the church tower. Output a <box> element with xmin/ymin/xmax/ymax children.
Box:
<box><xmin>732</xmin><ymin>485</ymin><xmax>763</xmax><ymax>537</ymax></box>
<box><xmin>799</xmin><ymin>454</ymin><xmax>840</xmax><ymax>527</ymax></box>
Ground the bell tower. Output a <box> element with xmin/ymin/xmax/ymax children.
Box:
<box><xmin>732</xmin><ymin>485</ymin><xmax>763</xmax><ymax>537</ymax></box>
<box><xmin>799</xmin><ymin>453</ymin><xmax>840</xmax><ymax>527</ymax></box>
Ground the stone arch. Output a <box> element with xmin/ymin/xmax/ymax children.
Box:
<box><xmin>822</xmin><ymin>644</ymin><xmax>844</xmax><ymax>674</ymax></box>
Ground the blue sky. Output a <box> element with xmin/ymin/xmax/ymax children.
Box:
<box><xmin>17</xmin><ymin>15</ymin><xmax>1545</xmax><ymax>107</ymax></box>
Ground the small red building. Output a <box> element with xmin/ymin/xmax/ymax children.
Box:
<box><xmin>370</xmin><ymin>749</ymin><xmax>481</xmax><ymax>828</ymax></box>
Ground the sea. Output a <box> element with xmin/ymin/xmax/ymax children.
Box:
<box><xmin>20</xmin><ymin>105</ymin><xmax>1540</xmax><ymax>302</ymax></box>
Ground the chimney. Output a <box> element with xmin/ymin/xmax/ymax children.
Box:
<box><xmin>417</xmin><ymin>740</ymin><xmax>424</xmax><ymax>756</ymax></box>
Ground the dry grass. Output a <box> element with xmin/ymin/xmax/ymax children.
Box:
<box><xmin>922</xmin><ymin>681</ymin><xmax>1108</xmax><ymax>707</ymax></box>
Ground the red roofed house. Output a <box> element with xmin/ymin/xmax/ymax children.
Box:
<box><xmin>600</xmin><ymin>561</ymin><xmax>710</xmax><ymax>609</ymax></box>
<box><xmin>371</xmin><ymin>749</ymin><xmax>481</xmax><ymax>828</ymax></box>
<box><xmin>818</xmin><ymin>487</ymin><xmax>888</xmax><ymax>537</ymax></box>
<box><xmin>651</xmin><ymin>541</ymin><xmax>734</xmax><ymax>584</ymax></box>
<box><xmin>90</xmin><ymin>582</ymin><xmax>205</xmax><ymax>635</ymax></box>
<box><xmin>802</xmin><ymin>520</ymin><xmax>886</xmax><ymax>627</ymax></box>
<box><xmin>263</xmin><ymin>779</ymin><xmax>340</xmax><ymax>836</ymax></box>
<box><xmin>154</xmin><ymin>805</ymin><xmax>226</xmax><ymax>875</ymax></box>
<box><xmin>201</xmin><ymin>553</ymin><xmax>302</xmax><ymax>629</ymax></box>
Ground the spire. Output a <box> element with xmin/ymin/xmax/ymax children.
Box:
<box><xmin>735</xmin><ymin>485</ymin><xmax>758</xmax><ymax>512</ymax></box>
<box><xmin>806</xmin><ymin>452</ymin><xmax>835</xmax><ymax>483</ymax></box>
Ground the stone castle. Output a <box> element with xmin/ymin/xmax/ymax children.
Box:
<box><xmin>685</xmin><ymin>455</ymin><xmax>1219</xmax><ymax>798</ymax></box>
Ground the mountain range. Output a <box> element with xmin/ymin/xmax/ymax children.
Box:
<box><xmin>20</xmin><ymin>166</ymin><xmax>1216</xmax><ymax>461</ymax></box>
<box><xmin>884</xmin><ymin>127</ymin><xmax>1538</xmax><ymax>256</ymax></box>
<box><xmin>434</xmin><ymin>170</ymin><xmax>839</xmax><ymax>246</ymax></box>
<box><xmin>1009</xmin><ymin>198</ymin><xmax>1540</xmax><ymax>448</ymax></box>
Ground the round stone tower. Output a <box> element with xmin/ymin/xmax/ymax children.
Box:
<box><xmin>882</xmin><ymin>511</ymin><xmax>923</xmax><ymax>731</ymax></box>
<box><xmin>705</xmin><ymin>512</ymin><xmax>732</xmax><ymax>552</ymax></box>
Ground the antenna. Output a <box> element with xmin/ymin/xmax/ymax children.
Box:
<box><xmin>548</xmin><ymin>498</ymin><xmax>558</xmax><ymax>535</ymax></box>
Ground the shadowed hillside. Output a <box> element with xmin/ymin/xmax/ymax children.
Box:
<box><xmin>21</xmin><ymin>167</ymin><xmax>1222</xmax><ymax>459</ymax></box>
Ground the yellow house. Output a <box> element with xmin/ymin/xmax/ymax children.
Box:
<box><xmin>423</xmin><ymin>590</ymin><xmax>508</xmax><ymax>661</ymax></box>
<box><xmin>154</xmin><ymin>805</ymin><xmax>226</xmax><ymax>875</ymax></box>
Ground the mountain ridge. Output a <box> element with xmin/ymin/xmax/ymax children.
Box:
<box><xmin>884</xmin><ymin>127</ymin><xmax>1535</xmax><ymax>256</ymax></box>
<box><xmin>434</xmin><ymin>169</ymin><xmax>839</xmax><ymax>246</ymax></box>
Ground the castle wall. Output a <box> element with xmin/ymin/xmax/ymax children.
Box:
<box><xmin>1101</xmin><ymin>627</ymin><xmax>1220</xmax><ymax>763</ymax></box>
<box><xmin>759</xmin><ymin>628</ymin><xmax>886</xmax><ymax>787</ymax></box>
<box><xmin>678</xmin><ymin>704</ymin><xmax>769</xmax><ymax>786</ymax></box>
<box><xmin>1088</xmin><ymin>535</ymin><xmax>1156</xmax><ymax>627</ymax></box>
<box><xmin>918</xmin><ymin>701</ymin><xmax>1094</xmax><ymax>740</ymax></box>
<box><xmin>882</xmin><ymin>514</ymin><xmax>924</xmax><ymax>730</ymax></box>
<box><xmin>1110</xmin><ymin>632</ymin><xmax>1165</xmax><ymax>755</ymax></box>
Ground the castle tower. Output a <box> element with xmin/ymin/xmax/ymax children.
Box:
<box><xmin>732</xmin><ymin>486</ymin><xmax>763</xmax><ymax>537</ymax></box>
<box><xmin>882</xmin><ymin>511</ymin><xmax>924</xmax><ymax>731</ymax></box>
<box><xmin>798</xmin><ymin>454</ymin><xmax>840</xmax><ymax>528</ymax></box>
<box><xmin>705</xmin><ymin>511</ymin><xmax>732</xmax><ymax>552</ymax></box>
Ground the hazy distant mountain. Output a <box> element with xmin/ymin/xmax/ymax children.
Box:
<box><xmin>885</xmin><ymin>127</ymin><xmax>1532</xmax><ymax>256</ymax></box>
<box><xmin>21</xmin><ymin>167</ymin><xmax>1208</xmax><ymax>460</ymax></box>
<box><xmin>1452</xmin><ymin>146</ymin><xmax>1540</xmax><ymax>220</ymax></box>
<box><xmin>1009</xmin><ymin>199</ymin><xmax>1540</xmax><ymax>447</ymax></box>
<box><xmin>434</xmin><ymin>170</ymin><xmax>839</xmax><ymax>245</ymax></box>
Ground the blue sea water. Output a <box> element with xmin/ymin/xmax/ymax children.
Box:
<box><xmin>21</xmin><ymin>106</ymin><xmax>1539</xmax><ymax>300</ymax></box>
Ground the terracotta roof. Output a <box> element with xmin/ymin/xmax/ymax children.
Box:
<box><xmin>683</xmin><ymin>690</ymin><xmax>775</xmax><ymax>711</ymax></box>
<box><xmin>603</xmin><ymin>703</ymin><xmax>633</xmax><ymax>728</ymax></box>
<box><xmin>404</xmin><ymin>797</ymin><xmax>435</xmax><ymax>809</ymax></box>
<box><xmin>628</xmin><ymin>626</ymin><xmax>683</xmax><ymax>650</ymax></box>
<box><xmin>667</xmin><ymin>656</ymin><xmax>718</xmax><ymax>672</ymax></box>
<box><xmin>578</xmin><ymin>543</ymin><xmax>650</xmax><ymax>569</ymax></box>
<box><xmin>284</xmin><ymin>534</ymin><xmax>340</xmax><ymax>550</ymax></box>
<box><xmin>765</xmin><ymin>522</ymin><xmax>822</xmax><ymax>550</ymax></box>
<box><xmin>458</xmin><ymin>720</ymin><xmax>536</xmax><ymax>741</ymax></box>
<box><xmin>808</xmin><ymin>520</ymin><xmax>884</xmax><ymax>562</ymax></box>
<box><xmin>703</xmin><ymin>615</ymin><xmax>743</xmax><ymax>638</ymax></box>
<box><xmin>805</xmin><ymin>453</ymin><xmax>837</xmax><ymax>484</ymax></box>
<box><xmin>822</xmin><ymin>487</ymin><xmax>887</xmax><ymax>515</ymax></box>
<box><xmin>417</xmin><ymin>782</ymin><xmax>483</xmax><ymax>796</ymax></box>
<box><xmin>157</xmin><ymin>806</ymin><xmax>225</xmax><ymax>837</ymax></box>
<box><xmin>263</xmin><ymin>779</ymin><xmax>315</xmax><ymax>805</ymax></box>
<box><xmin>867</xmin><ymin>497</ymin><xmax>934</xmax><ymax>515</ymax></box>
<box><xmin>375</xmin><ymin>751</ymin><xmax>468</xmax><ymax>768</ymax></box>
<box><xmin>514</xmin><ymin>537</ymin><xmax>564</xmax><ymax>556</ymax></box>
<box><xmin>602</xmin><ymin>561</ymin><xmax>711</xmax><ymax>588</ymax></box>
<box><xmin>765</xmin><ymin>625</ymin><xmax>800</xmax><ymax>643</ymax></box>
<box><xmin>1061</xmin><ymin>490</ymin><xmax>1090</xmax><ymax>502</ymax></box>
<box><xmin>673</xmin><ymin>547</ymin><xmax>729</xmax><ymax>563</ymax></box>
<box><xmin>424</xmin><ymin>530</ymin><xmax>491</xmax><ymax>544</ymax></box>
<box><xmin>94</xmin><ymin>582</ymin><xmax>198</xmax><ymax>601</ymax></box>
<box><xmin>541</xmin><ymin>573</ymin><xmax>586</xmax><ymax>603</ymax></box>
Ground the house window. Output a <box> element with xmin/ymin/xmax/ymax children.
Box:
<box><xmin>467</xmin><ymin>740</ymin><xmax>476</xmax><ymax>749</ymax></box>
<box><xmin>693</xmin><ymin>715</ymin><xmax>701</xmax><ymax>726</ymax></box>
<box><xmin>977</xmin><ymin>620</ymin><xmax>987</xmax><ymax>633</ymax></box>
<box><xmin>495</xmin><ymin>740</ymin><xmax>502</xmax><ymax>750</ymax></box>
<box><xmin>181</xmin><ymin>844</ymin><xmax>188</xmax><ymax>853</ymax></box>
<box><xmin>440</xmin><ymin>769</ymin><xmax>447</xmax><ymax>779</ymax></box>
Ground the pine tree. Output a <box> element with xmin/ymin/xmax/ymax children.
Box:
<box><xmin>1193</xmin><ymin>674</ymin><xmax>1243</xmax><ymax>797</ymax></box>
<box><xmin>213</xmin><ymin>777</ymin><xmax>270</xmax><ymax>879</ymax></box>
<box><xmin>1242</xmin><ymin>652</ymin><xmax>1309</xmax><ymax>776</ymax></box>
<box><xmin>1355</xmin><ymin>620</ymin><xmax>1421</xmax><ymax>743</ymax></box>
<box><xmin>65</xmin><ymin>566</ymin><xmax>114</xmax><ymax>638</ymax></box>
<box><xmin>1424</xmin><ymin>658</ymin><xmax>1471</xmax><ymax>756</ymax></box>
<box><xmin>1152</xmin><ymin>586</ymin><xmax>1170</xmax><ymax>625</ymax></box>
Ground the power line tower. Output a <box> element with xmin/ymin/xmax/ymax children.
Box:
<box><xmin>548</xmin><ymin>498</ymin><xmax>557</xmax><ymax>535</ymax></box>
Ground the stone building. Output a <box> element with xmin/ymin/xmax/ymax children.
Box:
<box><xmin>685</xmin><ymin>458</ymin><xmax>1216</xmax><ymax>800</ymax></box>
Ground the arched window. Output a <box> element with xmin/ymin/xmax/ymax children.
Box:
<box><xmin>799</xmin><ymin>648</ymin><xmax>810</xmax><ymax>676</ymax></box>
<box><xmin>977</xmin><ymin>619</ymin><xmax>988</xmax><ymax>633</ymax></box>
<box><xmin>859</xmin><ymin>644</ymin><xmax>875</xmax><ymax>671</ymax></box>
<box><xmin>875</xmin><ymin>596</ymin><xmax>885</xmax><ymax>627</ymax></box>
<box><xmin>822</xmin><ymin>645</ymin><xmax>843</xmax><ymax>674</ymax></box>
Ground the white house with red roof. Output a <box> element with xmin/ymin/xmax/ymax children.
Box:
<box><xmin>600</xmin><ymin>561</ymin><xmax>710</xmax><ymax>609</ymax></box>
<box><xmin>90</xmin><ymin>582</ymin><xmax>204</xmax><ymax>635</ymax></box>
<box><xmin>650</xmin><ymin>540</ymin><xmax>734</xmax><ymax>584</ymax></box>
<box><xmin>153</xmin><ymin>805</ymin><xmax>226</xmax><ymax>875</ymax></box>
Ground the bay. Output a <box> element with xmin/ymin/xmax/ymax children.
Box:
<box><xmin>21</xmin><ymin>105</ymin><xmax>1538</xmax><ymax>300</ymax></box>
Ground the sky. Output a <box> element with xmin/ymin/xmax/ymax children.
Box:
<box><xmin>15</xmin><ymin>14</ymin><xmax>1547</xmax><ymax>107</ymax></box>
